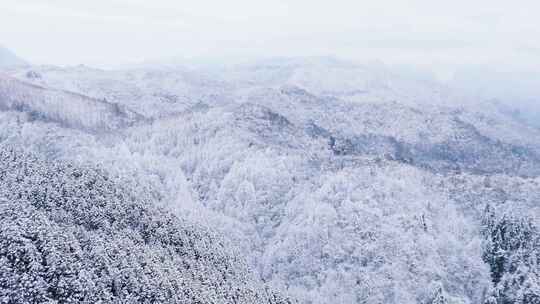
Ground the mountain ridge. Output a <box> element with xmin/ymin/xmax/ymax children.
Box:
<box><xmin>0</xmin><ymin>46</ymin><xmax>28</xmax><ymax>68</ymax></box>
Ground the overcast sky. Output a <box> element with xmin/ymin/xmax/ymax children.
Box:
<box><xmin>1</xmin><ymin>0</ymin><xmax>539</xmax><ymax>77</ymax></box>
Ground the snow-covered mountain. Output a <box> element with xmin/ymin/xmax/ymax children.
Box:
<box><xmin>7</xmin><ymin>64</ymin><xmax>233</xmax><ymax>118</ymax></box>
<box><xmin>0</xmin><ymin>73</ymin><xmax>146</xmax><ymax>132</ymax></box>
<box><xmin>1</xmin><ymin>58</ymin><xmax>539</xmax><ymax>304</ymax></box>
<box><xmin>0</xmin><ymin>46</ymin><xmax>27</xmax><ymax>69</ymax></box>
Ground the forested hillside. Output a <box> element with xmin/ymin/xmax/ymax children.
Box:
<box><xmin>0</xmin><ymin>58</ymin><xmax>538</xmax><ymax>303</ymax></box>
<box><xmin>0</xmin><ymin>146</ymin><xmax>293</xmax><ymax>303</ymax></box>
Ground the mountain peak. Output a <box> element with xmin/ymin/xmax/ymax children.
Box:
<box><xmin>0</xmin><ymin>45</ymin><xmax>28</xmax><ymax>68</ymax></box>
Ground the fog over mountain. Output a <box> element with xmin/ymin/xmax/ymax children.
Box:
<box><xmin>1</xmin><ymin>2</ymin><xmax>539</xmax><ymax>303</ymax></box>
<box><xmin>0</xmin><ymin>46</ymin><xmax>27</xmax><ymax>68</ymax></box>
<box><xmin>449</xmin><ymin>66</ymin><xmax>540</xmax><ymax>128</ymax></box>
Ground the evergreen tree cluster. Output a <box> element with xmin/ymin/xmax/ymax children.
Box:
<box><xmin>482</xmin><ymin>205</ymin><xmax>540</xmax><ymax>304</ymax></box>
<box><xmin>0</xmin><ymin>146</ymin><xmax>293</xmax><ymax>303</ymax></box>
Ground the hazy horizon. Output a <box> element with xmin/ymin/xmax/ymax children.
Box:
<box><xmin>2</xmin><ymin>0</ymin><xmax>540</xmax><ymax>79</ymax></box>
<box><xmin>1</xmin><ymin>0</ymin><xmax>539</xmax><ymax>109</ymax></box>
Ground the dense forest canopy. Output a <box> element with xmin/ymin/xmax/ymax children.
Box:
<box><xmin>0</xmin><ymin>52</ymin><xmax>538</xmax><ymax>303</ymax></box>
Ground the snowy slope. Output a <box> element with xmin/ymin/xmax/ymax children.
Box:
<box><xmin>0</xmin><ymin>146</ymin><xmax>294</xmax><ymax>303</ymax></box>
<box><xmin>1</xmin><ymin>58</ymin><xmax>539</xmax><ymax>304</ymax></box>
<box><xmin>0</xmin><ymin>46</ymin><xmax>27</xmax><ymax>69</ymax></box>
<box><xmin>9</xmin><ymin>65</ymin><xmax>233</xmax><ymax>118</ymax></box>
<box><xmin>0</xmin><ymin>74</ymin><xmax>145</xmax><ymax>132</ymax></box>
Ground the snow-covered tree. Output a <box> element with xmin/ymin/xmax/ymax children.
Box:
<box><xmin>482</xmin><ymin>205</ymin><xmax>540</xmax><ymax>303</ymax></box>
<box><xmin>0</xmin><ymin>146</ymin><xmax>294</xmax><ymax>303</ymax></box>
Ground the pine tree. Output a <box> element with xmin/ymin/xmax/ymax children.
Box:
<box><xmin>429</xmin><ymin>284</ymin><xmax>448</xmax><ymax>304</ymax></box>
<box><xmin>481</xmin><ymin>204</ymin><xmax>540</xmax><ymax>304</ymax></box>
